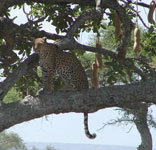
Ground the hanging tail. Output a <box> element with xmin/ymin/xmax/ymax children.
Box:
<box><xmin>84</xmin><ymin>113</ymin><xmax>96</xmax><ymax>139</ymax></box>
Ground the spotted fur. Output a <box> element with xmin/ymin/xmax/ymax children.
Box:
<box><xmin>33</xmin><ymin>37</ymin><xmax>96</xmax><ymax>139</ymax></box>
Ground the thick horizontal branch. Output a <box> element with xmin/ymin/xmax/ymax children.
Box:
<box><xmin>0</xmin><ymin>80</ymin><xmax>156</xmax><ymax>132</ymax></box>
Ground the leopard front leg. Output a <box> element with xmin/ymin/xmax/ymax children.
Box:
<box><xmin>41</xmin><ymin>67</ymin><xmax>54</xmax><ymax>94</ymax></box>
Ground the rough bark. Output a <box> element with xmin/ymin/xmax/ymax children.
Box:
<box><xmin>136</xmin><ymin>116</ymin><xmax>152</xmax><ymax>150</ymax></box>
<box><xmin>0</xmin><ymin>81</ymin><xmax>156</xmax><ymax>132</ymax></box>
<box><xmin>131</xmin><ymin>104</ymin><xmax>153</xmax><ymax>150</ymax></box>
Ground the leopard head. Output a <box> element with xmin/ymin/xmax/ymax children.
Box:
<box><xmin>33</xmin><ymin>37</ymin><xmax>47</xmax><ymax>54</ymax></box>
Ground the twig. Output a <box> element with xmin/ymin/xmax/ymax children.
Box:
<box><xmin>121</xmin><ymin>0</ymin><xmax>150</xmax><ymax>29</ymax></box>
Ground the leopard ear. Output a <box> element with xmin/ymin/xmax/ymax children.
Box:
<box><xmin>42</xmin><ymin>37</ymin><xmax>47</xmax><ymax>42</ymax></box>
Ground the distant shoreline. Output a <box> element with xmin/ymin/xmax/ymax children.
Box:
<box><xmin>26</xmin><ymin>142</ymin><xmax>138</xmax><ymax>150</ymax></box>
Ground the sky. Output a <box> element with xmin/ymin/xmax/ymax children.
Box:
<box><xmin>5</xmin><ymin>0</ymin><xmax>156</xmax><ymax>148</ymax></box>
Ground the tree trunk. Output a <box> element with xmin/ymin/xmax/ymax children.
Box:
<box><xmin>136</xmin><ymin>121</ymin><xmax>152</xmax><ymax>150</ymax></box>
<box><xmin>132</xmin><ymin>104</ymin><xmax>153</xmax><ymax>150</ymax></box>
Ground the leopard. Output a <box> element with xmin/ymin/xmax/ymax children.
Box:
<box><xmin>33</xmin><ymin>37</ymin><xmax>96</xmax><ymax>139</ymax></box>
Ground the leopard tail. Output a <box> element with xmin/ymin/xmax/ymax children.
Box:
<box><xmin>84</xmin><ymin>113</ymin><xmax>96</xmax><ymax>139</ymax></box>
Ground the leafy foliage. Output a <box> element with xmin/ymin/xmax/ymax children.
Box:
<box><xmin>46</xmin><ymin>145</ymin><xmax>57</xmax><ymax>150</ymax></box>
<box><xmin>0</xmin><ymin>131</ymin><xmax>27</xmax><ymax>150</ymax></box>
<box><xmin>3</xmin><ymin>88</ymin><xmax>21</xmax><ymax>103</ymax></box>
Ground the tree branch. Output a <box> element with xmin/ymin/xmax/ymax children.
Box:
<box><xmin>0</xmin><ymin>54</ymin><xmax>39</xmax><ymax>102</ymax></box>
<box><xmin>126</xmin><ymin>0</ymin><xmax>150</xmax><ymax>8</ymax></box>
<box><xmin>0</xmin><ymin>17</ymin><xmax>64</xmax><ymax>40</ymax></box>
<box><xmin>132</xmin><ymin>104</ymin><xmax>153</xmax><ymax>150</ymax></box>
<box><xmin>121</xmin><ymin>0</ymin><xmax>150</xmax><ymax>29</ymax></box>
<box><xmin>67</xmin><ymin>8</ymin><xmax>104</xmax><ymax>37</ymax></box>
<box><xmin>114</xmin><ymin>2</ymin><xmax>133</xmax><ymax>59</ymax></box>
<box><xmin>0</xmin><ymin>80</ymin><xmax>156</xmax><ymax>132</ymax></box>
